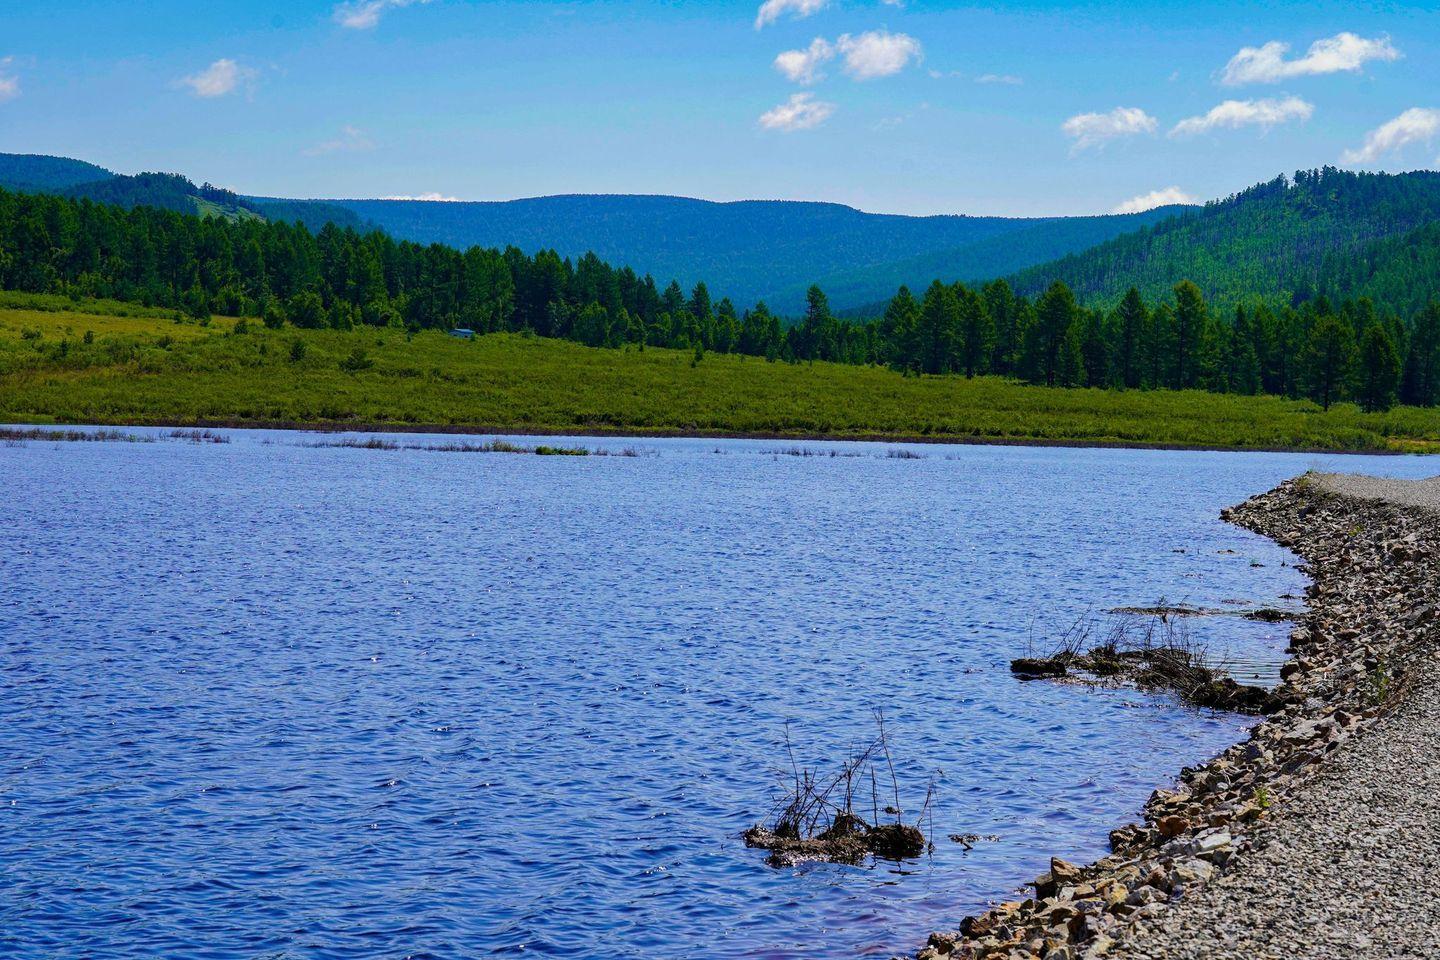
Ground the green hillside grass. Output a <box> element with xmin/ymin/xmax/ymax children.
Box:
<box><xmin>4</xmin><ymin>294</ymin><xmax>1439</xmax><ymax>452</ymax></box>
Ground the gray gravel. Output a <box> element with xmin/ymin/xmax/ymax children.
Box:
<box><xmin>1314</xmin><ymin>472</ymin><xmax>1440</xmax><ymax>512</ymax></box>
<box><xmin>1116</xmin><ymin>473</ymin><xmax>1440</xmax><ymax>960</ymax></box>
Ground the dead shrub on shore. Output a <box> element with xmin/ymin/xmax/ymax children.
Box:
<box><xmin>744</xmin><ymin>712</ymin><xmax>936</xmax><ymax>868</ymax></box>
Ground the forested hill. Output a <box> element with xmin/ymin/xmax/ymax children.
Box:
<box><xmin>769</xmin><ymin>209</ymin><xmax>1188</xmax><ymax>316</ymax></box>
<box><xmin>0</xmin><ymin>154</ymin><xmax>365</xmax><ymax>232</ymax></box>
<box><xmin>0</xmin><ymin>152</ymin><xmax>1181</xmax><ymax>313</ymax></box>
<box><xmin>1009</xmin><ymin>168</ymin><xmax>1440</xmax><ymax>310</ymax></box>
<box><xmin>0</xmin><ymin>153</ymin><xmax>114</xmax><ymax>192</ymax></box>
<box><xmin>317</xmin><ymin>195</ymin><xmax>1180</xmax><ymax>313</ymax></box>
<box><xmin>1315</xmin><ymin>219</ymin><xmax>1440</xmax><ymax>322</ymax></box>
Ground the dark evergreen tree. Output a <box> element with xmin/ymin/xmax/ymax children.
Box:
<box><xmin>1302</xmin><ymin>314</ymin><xmax>1356</xmax><ymax>411</ymax></box>
<box><xmin>1355</xmin><ymin>321</ymin><xmax>1402</xmax><ymax>412</ymax></box>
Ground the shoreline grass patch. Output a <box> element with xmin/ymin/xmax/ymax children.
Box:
<box><xmin>3</xmin><ymin>306</ymin><xmax>1440</xmax><ymax>453</ymax></box>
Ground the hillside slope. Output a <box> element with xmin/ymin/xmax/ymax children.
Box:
<box><xmin>1009</xmin><ymin>167</ymin><xmax>1440</xmax><ymax>309</ymax></box>
<box><xmin>0</xmin><ymin>153</ymin><xmax>115</xmax><ymax>192</ymax></box>
<box><xmin>321</xmin><ymin>194</ymin><xmax>1176</xmax><ymax>313</ymax></box>
<box><xmin>0</xmin><ymin>152</ymin><xmax>1184</xmax><ymax>313</ymax></box>
<box><xmin>1316</xmin><ymin>219</ymin><xmax>1440</xmax><ymax>319</ymax></box>
<box><xmin>0</xmin><ymin>154</ymin><xmax>366</xmax><ymax>230</ymax></box>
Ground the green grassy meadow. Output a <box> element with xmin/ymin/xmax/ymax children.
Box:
<box><xmin>3</xmin><ymin>292</ymin><xmax>1439</xmax><ymax>452</ymax></box>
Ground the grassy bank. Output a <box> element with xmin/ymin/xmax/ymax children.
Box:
<box><xmin>3</xmin><ymin>294</ymin><xmax>1439</xmax><ymax>452</ymax></box>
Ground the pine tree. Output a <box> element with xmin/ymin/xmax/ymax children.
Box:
<box><xmin>1172</xmin><ymin>280</ymin><xmax>1207</xmax><ymax>389</ymax></box>
<box><xmin>1028</xmin><ymin>281</ymin><xmax>1078</xmax><ymax>386</ymax></box>
<box><xmin>1401</xmin><ymin>302</ymin><xmax>1440</xmax><ymax>406</ymax></box>
<box><xmin>917</xmin><ymin>280</ymin><xmax>960</xmax><ymax>375</ymax></box>
<box><xmin>983</xmin><ymin>279</ymin><xmax>1020</xmax><ymax>374</ymax></box>
<box><xmin>1302</xmin><ymin>314</ymin><xmax>1356</xmax><ymax>411</ymax></box>
<box><xmin>958</xmin><ymin>285</ymin><xmax>995</xmax><ymax>378</ymax></box>
<box><xmin>1114</xmin><ymin>288</ymin><xmax>1148</xmax><ymax>388</ymax></box>
<box><xmin>1355</xmin><ymin>322</ymin><xmax>1401</xmax><ymax>412</ymax></box>
<box><xmin>880</xmin><ymin>286</ymin><xmax>921</xmax><ymax>371</ymax></box>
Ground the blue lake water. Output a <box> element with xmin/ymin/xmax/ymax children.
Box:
<box><xmin>2</xmin><ymin>428</ymin><xmax>1435</xmax><ymax>959</ymax></box>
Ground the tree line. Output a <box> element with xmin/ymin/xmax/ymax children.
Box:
<box><xmin>0</xmin><ymin>185</ymin><xmax>1435</xmax><ymax>412</ymax></box>
<box><xmin>858</xmin><ymin>278</ymin><xmax>1430</xmax><ymax>413</ymax></box>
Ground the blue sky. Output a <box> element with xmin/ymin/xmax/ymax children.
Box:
<box><xmin>1</xmin><ymin>0</ymin><xmax>1436</xmax><ymax>215</ymax></box>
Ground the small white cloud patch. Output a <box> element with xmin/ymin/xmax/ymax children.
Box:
<box><xmin>0</xmin><ymin>57</ymin><xmax>19</xmax><ymax>103</ymax></box>
<box><xmin>382</xmin><ymin>193</ymin><xmax>461</xmax><ymax>201</ymax></box>
<box><xmin>181</xmin><ymin>59</ymin><xmax>257</xmax><ymax>98</ymax></box>
<box><xmin>1112</xmin><ymin>186</ymin><xmax>1198</xmax><ymax>214</ymax></box>
<box><xmin>759</xmin><ymin>92</ymin><xmax>835</xmax><ymax>131</ymax></box>
<box><xmin>975</xmin><ymin>73</ymin><xmax>1023</xmax><ymax>86</ymax></box>
<box><xmin>333</xmin><ymin>0</ymin><xmax>433</xmax><ymax>30</ymax></box>
<box><xmin>1220</xmin><ymin>32</ymin><xmax>1400</xmax><ymax>86</ymax></box>
<box><xmin>1170</xmin><ymin>97</ymin><xmax>1313</xmax><ymax>137</ymax></box>
<box><xmin>1342</xmin><ymin>108</ymin><xmax>1440</xmax><ymax>165</ymax></box>
<box><xmin>836</xmin><ymin>30</ymin><xmax>922</xmax><ymax>80</ymax></box>
<box><xmin>774</xmin><ymin>38</ymin><xmax>835</xmax><ymax>85</ymax></box>
<box><xmin>754</xmin><ymin>0</ymin><xmax>828</xmax><ymax>31</ymax></box>
<box><xmin>304</xmin><ymin>125</ymin><xmax>376</xmax><ymax>156</ymax></box>
<box><xmin>1061</xmin><ymin>107</ymin><xmax>1157</xmax><ymax>153</ymax></box>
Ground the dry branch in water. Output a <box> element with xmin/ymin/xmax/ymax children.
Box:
<box><xmin>744</xmin><ymin>713</ymin><xmax>935</xmax><ymax>868</ymax></box>
<box><xmin>1011</xmin><ymin>611</ymin><xmax>1279</xmax><ymax>714</ymax></box>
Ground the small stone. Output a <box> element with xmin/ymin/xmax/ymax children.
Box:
<box><xmin>1050</xmin><ymin>857</ymin><xmax>1083</xmax><ymax>884</ymax></box>
<box><xmin>927</xmin><ymin>932</ymin><xmax>959</xmax><ymax>954</ymax></box>
<box><xmin>1126</xmin><ymin>885</ymin><xmax>1167</xmax><ymax>907</ymax></box>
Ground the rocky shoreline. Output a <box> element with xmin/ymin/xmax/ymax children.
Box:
<box><xmin>918</xmin><ymin>473</ymin><xmax>1440</xmax><ymax>960</ymax></box>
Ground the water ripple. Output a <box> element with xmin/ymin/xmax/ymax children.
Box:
<box><xmin>2</xmin><ymin>430</ymin><xmax>1434</xmax><ymax>959</ymax></box>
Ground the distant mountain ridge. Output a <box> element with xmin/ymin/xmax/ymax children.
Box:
<box><xmin>0</xmin><ymin>153</ymin><xmax>365</xmax><ymax>231</ymax></box>
<box><xmin>0</xmin><ymin>153</ymin><xmax>113</xmax><ymax>192</ymax></box>
<box><xmin>0</xmin><ymin>152</ymin><xmax>1183</xmax><ymax>313</ymax></box>
<box><xmin>314</xmin><ymin>194</ymin><xmax>1180</xmax><ymax>313</ymax></box>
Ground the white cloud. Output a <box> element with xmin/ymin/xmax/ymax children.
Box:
<box><xmin>975</xmin><ymin>73</ymin><xmax>1023</xmax><ymax>86</ymax></box>
<box><xmin>333</xmin><ymin>0</ymin><xmax>433</xmax><ymax>30</ymax></box>
<box><xmin>382</xmin><ymin>192</ymin><xmax>461</xmax><ymax>201</ymax></box>
<box><xmin>181</xmin><ymin>59</ymin><xmax>257</xmax><ymax>98</ymax></box>
<box><xmin>1170</xmin><ymin>96</ymin><xmax>1313</xmax><ymax>137</ymax></box>
<box><xmin>759</xmin><ymin>92</ymin><xmax>835</xmax><ymax>131</ymax></box>
<box><xmin>1341</xmin><ymin>108</ymin><xmax>1440</xmax><ymax>165</ymax></box>
<box><xmin>754</xmin><ymin>0</ymin><xmax>828</xmax><ymax>30</ymax></box>
<box><xmin>0</xmin><ymin>57</ymin><xmax>18</xmax><ymax>103</ymax></box>
<box><xmin>1220</xmin><ymin>32</ymin><xmax>1400</xmax><ymax>86</ymax></box>
<box><xmin>774</xmin><ymin>38</ymin><xmax>835</xmax><ymax>85</ymax></box>
<box><xmin>304</xmin><ymin>125</ymin><xmax>376</xmax><ymax>156</ymax></box>
<box><xmin>1112</xmin><ymin>186</ymin><xmax>1198</xmax><ymax>214</ymax></box>
<box><xmin>836</xmin><ymin>30</ymin><xmax>922</xmax><ymax>80</ymax></box>
<box><xmin>1061</xmin><ymin>107</ymin><xmax>1158</xmax><ymax>153</ymax></box>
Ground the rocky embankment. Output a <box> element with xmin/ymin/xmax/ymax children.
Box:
<box><xmin>919</xmin><ymin>473</ymin><xmax>1440</xmax><ymax>960</ymax></box>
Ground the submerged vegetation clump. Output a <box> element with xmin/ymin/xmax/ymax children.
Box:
<box><xmin>0</xmin><ymin>426</ymin><xmax>148</xmax><ymax>443</ymax></box>
<box><xmin>307</xmin><ymin>436</ymin><xmax>401</xmax><ymax>450</ymax></box>
<box><xmin>163</xmin><ymin>428</ymin><xmax>230</xmax><ymax>443</ymax></box>
<box><xmin>744</xmin><ymin>714</ymin><xmax>935</xmax><ymax>868</ymax></box>
<box><xmin>302</xmin><ymin>435</ymin><xmax>603</xmax><ymax>456</ymax></box>
<box><xmin>1011</xmin><ymin>613</ymin><xmax>1279</xmax><ymax>714</ymax></box>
